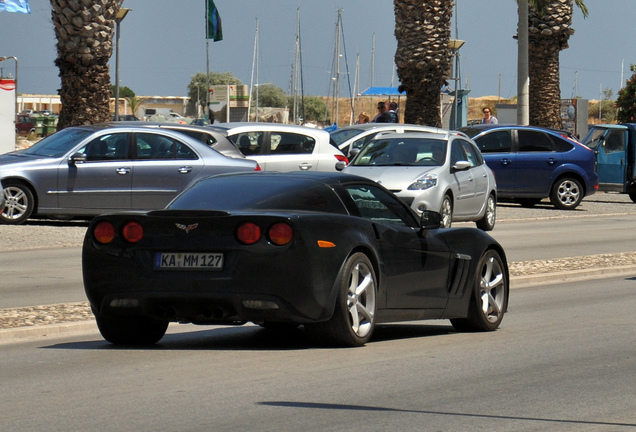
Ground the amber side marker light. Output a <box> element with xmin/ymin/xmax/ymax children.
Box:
<box><xmin>94</xmin><ymin>221</ymin><xmax>115</xmax><ymax>244</ymax></box>
<box><xmin>122</xmin><ymin>221</ymin><xmax>143</xmax><ymax>243</ymax></box>
<box><xmin>268</xmin><ymin>222</ymin><xmax>293</xmax><ymax>246</ymax></box>
<box><xmin>317</xmin><ymin>240</ymin><xmax>336</xmax><ymax>248</ymax></box>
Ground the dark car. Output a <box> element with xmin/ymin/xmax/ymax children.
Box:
<box><xmin>82</xmin><ymin>171</ymin><xmax>509</xmax><ymax>347</ymax></box>
<box><xmin>459</xmin><ymin>124</ymin><xmax>598</xmax><ymax>209</ymax></box>
<box><xmin>0</xmin><ymin>124</ymin><xmax>259</xmax><ymax>224</ymax></box>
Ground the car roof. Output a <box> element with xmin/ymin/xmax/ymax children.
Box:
<box><xmin>332</xmin><ymin>123</ymin><xmax>443</xmax><ymax>132</ymax></box>
<box><xmin>210</xmin><ymin>170</ymin><xmax>375</xmax><ymax>187</ymax></box>
<box><xmin>458</xmin><ymin>124</ymin><xmax>574</xmax><ymax>139</ymax></box>
<box><xmin>208</xmin><ymin>122</ymin><xmax>330</xmax><ymax>136</ymax></box>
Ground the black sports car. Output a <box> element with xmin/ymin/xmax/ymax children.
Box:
<box><xmin>82</xmin><ymin>172</ymin><xmax>509</xmax><ymax>347</ymax></box>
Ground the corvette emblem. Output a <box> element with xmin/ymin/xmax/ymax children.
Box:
<box><xmin>176</xmin><ymin>223</ymin><xmax>199</xmax><ymax>233</ymax></box>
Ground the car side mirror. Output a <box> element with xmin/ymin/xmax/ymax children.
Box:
<box><xmin>69</xmin><ymin>152</ymin><xmax>87</xmax><ymax>165</ymax></box>
<box><xmin>452</xmin><ymin>160</ymin><xmax>471</xmax><ymax>171</ymax></box>
<box><xmin>349</xmin><ymin>148</ymin><xmax>361</xmax><ymax>158</ymax></box>
<box><xmin>335</xmin><ymin>161</ymin><xmax>347</xmax><ymax>171</ymax></box>
<box><xmin>420</xmin><ymin>210</ymin><xmax>442</xmax><ymax>230</ymax></box>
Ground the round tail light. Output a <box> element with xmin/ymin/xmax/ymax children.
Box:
<box><xmin>93</xmin><ymin>221</ymin><xmax>115</xmax><ymax>244</ymax></box>
<box><xmin>122</xmin><ymin>221</ymin><xmax>143</xmax><ymax>243</ymax></box>
<box><xmin>237</xmin><ymin>222</ymin><xmax>261</xmax><ymax>245</ymax></box>
<box><xmin>268</xmin><ymin>222</ymin><xmax>293</xmax><ymax>246</ymax></box>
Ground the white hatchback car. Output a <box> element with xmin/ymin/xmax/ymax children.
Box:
<box><xmin>209</xmin><ymin>123</ymin><xmax>347</xmax><ymax>172</ymax></box>
<box><xmin>330</xmin><ymin>123</ymin><xmax>442</xmax><ymax>157</ymax></box>
<box><xmin>343</xmin><ymin>130</ymin><xmax>497</xmax><ymax>230</ymax></box>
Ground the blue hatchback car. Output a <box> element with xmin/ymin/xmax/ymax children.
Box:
<box><xmin>459</xmin><ymin>125</ymin><xmax>598</xmax><ymax>209</ymax></box>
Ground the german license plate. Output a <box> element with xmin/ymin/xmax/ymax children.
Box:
<box><xmin>154</xmin><ymin>252</ymin><xmax>224</xmax><ymax>270</ymax></box>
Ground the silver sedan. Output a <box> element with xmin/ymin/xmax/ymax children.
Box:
<box><xmin>343</xmin><ymin>131</ymin><xmax>497</xmax><ymax>230</ymax></box>
<box><xmin>0</xmin><ymin>124</ymin><xmax>259</xmax><ymax>224</ymax></box>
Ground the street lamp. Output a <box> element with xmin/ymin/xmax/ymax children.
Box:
<box><xmin>449</xmin><ymin>39</ymin><xmax>465</xmax><ymax>129</ymax></box>
<box><xmin>0</xmin><ymin>56</ymin><xmax>18</xmax><ymax>117</ymax></box>
<box><xmin>114</xmin><ymin>8</ymin><xmax>131</xmax><ymax>121</ymax></box>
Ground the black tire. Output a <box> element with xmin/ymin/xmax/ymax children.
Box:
<box><xmin>440</xmin><ymin>194</ymin><xmax>453</xmax><ymax>228</ymax></box>
<box><xmin>549</xmin><ymin>177</ymin><xmax>583</xmax><ymax>210</ymax></box>
<box><xmin>629</xmin><ymin>192</ymin><xmax>636</xmax><ymax>203</ymax></box>
<box><xmin>1</xmin><ymin>181</ymin><xmax>35</xmax><ymax>225</ymax></box>
<box><xmin>450</xmin><ymin>249</ymin><xmax>508</xmax><ymax>332</ymax></box>
<box><xmin>476</xmin><ymin>193</ymin><xmax>496</xmax><ymax>231</ymax></box>
<box><xmin>95</xmin><ymin>313</ymin><xmax>168</xmax><ymax>346</ymax></box>
<box><xmin>305</xmin><ymin>253</ymin><xmax>377</xmax><ymax>347</ymax></box>
<box><xmin>516</xmin><ymin>198</ymin><xmax>542</xmax><ymax>208</ymax></box>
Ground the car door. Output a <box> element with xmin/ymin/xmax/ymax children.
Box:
<box><xmin>58</xmin><ymin>132</ymin><xmax>132</xmax><ymax>210</ymax></box>
<box><xmin>515</xmin><ymin>129</ymin><xmax>563</xmax><ymax>195</ymax></box>
<box><xmin>597</xmin><ymin>128</ymin><xmax>627</xmax><ymax>187</ymax></box>
<box><xmin>459</xmin><ymin>139</ymin><xmax>491</xmax><ymax>215</ymax></box>
<box><xmin>449</xmin><ymin>139</ymin><xmax>476</xmax><ymax>217</ymax></box>
<box><xmin>130</xmin><ymin>132</ymin><xmax>205</xmax><ymax>210</ymax></box>
<box><xmin>344</xmin><ymin>183</ymin><xmax>450</xmax><ymax>310</ymax></box>
<box><xmin>475</xmin><ymin>129</ymin><xmax>516</xmax><ymax>195</ymax></box>
<box><xmin>264</xmin><ymin>131</ymin><xmax>318</xmax><ymax>171</ymax></box>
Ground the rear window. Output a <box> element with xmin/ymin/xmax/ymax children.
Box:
<box><xmin>169</xmin><ymin>175</ymin><xmax>346</xmax><ymax>214</ymax></box>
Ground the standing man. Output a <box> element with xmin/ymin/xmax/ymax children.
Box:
<box><xmin>371</xmin><ymin>101</ymin><xmax>391</xmax><ymax>123</ymax></box>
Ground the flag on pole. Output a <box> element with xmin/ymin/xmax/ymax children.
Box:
<box><xmin>0</xmin><ymin>0</ymin><xmax>31</xmax><ymax>13</ymax></box>
<box><xmin>206</xmin><ymin>0</ymin><xmax>222</xmax><ymax>41</ymax></box>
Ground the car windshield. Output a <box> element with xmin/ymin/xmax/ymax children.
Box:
<box><xmin>329</xmin><ymin>128</ymin><xmax>365</xmax><ymax>145</ymax></box>
<box><xmin>352</xmin><ymin>137</ymin><xmax>447</xmax><ymax>167</ymax></box>
<box><xmin>169</xmin><ymin>175</ymin><xmax>347</xmax><ymax>214</ymax></box>
<box><xmin>22</xmin><ymin>128</ymin><xmax>93</xmax><ymax>157</ymax></box>
<box><xmin>582</xmin><ymin>127</ymin><xmax>608</xmax><ymax>150</ymax></box>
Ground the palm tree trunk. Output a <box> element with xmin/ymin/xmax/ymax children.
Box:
<box><xmin>528</xmin><ymin>0</ymin><xmax>575</xmax><ymax>128</ymax></box>
<box><xmin>394</xmin><ymin>0</ymin><xmax>453</xmax><ymax>126</ymax></box>
<box><xmin>50</xmin><ymin>0</ymin><xmax>122</xmax><ymax>130</ymax></box>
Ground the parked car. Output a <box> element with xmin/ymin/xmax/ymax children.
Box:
<box><xmin>82</xmin><ymin>171</ymin><xmax>509</xmax><ymax>347</ymax></box>
<box><xmin>209</xmin><ymin>123</ymin><xmax>348</xmax><ymax>171</ymax></box>
<box><xmin>582</xmin><ymin>123</ymin><xmax>636</xmax><ymax>202</ymax></box>
<box><xmin>107</xmin><ymin>122</ymin><xmax>245</xmax><ymax>159</ymax></box>
<box><xmin>0</xmin><ymin>124</ymin><xmax>259</xmax><ymax>225</ymax></box>
<box><xmin>343</xmin><ymin>130</ymin><xmax>497</xmax><ymax>230</ymax></box>
<box><xmin>459</xmin><ymin>124</ymin><xmax>598</xmax><ymax>209</ymax></box>
<box><xmin>15</xmin><ymin>114</ymin><xmax>36</xmax><ymax>135</ymax></box>
<box><xmin>329</xmin><ymin>123</ymin><xmax>442</xmax><ymax>157</ymax></box>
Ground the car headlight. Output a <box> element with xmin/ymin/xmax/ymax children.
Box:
<box><xmin>408</xmin><ymin>174</ymin><xmax>438</xmax><ymax>190</ymax></box>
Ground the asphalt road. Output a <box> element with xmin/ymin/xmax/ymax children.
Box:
<box><xmin>1</xmin><ymin>192</ymin><xmax>636</xmax><ymax>309</ymax></box>
<box><xmin>1</xmin><ymin>275</ymin><xmax>635</xmax><ymax>431</ymax></box>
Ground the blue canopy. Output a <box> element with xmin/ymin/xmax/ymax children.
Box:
<box><xmin>359</xmin><ymin>86</ymin><xmax>405</xmax><ymax>96</ymax></box>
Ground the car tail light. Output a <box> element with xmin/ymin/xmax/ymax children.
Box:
<box><xmin>122</xmin><ymin>221</ymin><xmax>143</xmax><ymax>243</ymax></box>
<box><xmin>335</xmin><ymin>154</ymin><xmax>349</xmax><ymax>164</ymax></box>
<box><xmin>268</xmin><ymin>222</ymin><xmax>293</xmax><ymax>246</ymax></box>
<box><xmin>94</xmin><ymin>221</ymin><xmax>115</xmax><ymax>244</ymax></box>
<box><xmin>237</xmin><ymin>222</ymin><xmax>261</xmax><ymax>245</ymax></box>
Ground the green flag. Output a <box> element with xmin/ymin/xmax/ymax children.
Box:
<box><xmin>206</xmin><ymin>0</ymin><xmax>223</xmax><ymax>41</ymax></box>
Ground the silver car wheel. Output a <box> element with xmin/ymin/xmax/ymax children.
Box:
<box><xmin>480</xmin><ymin>254</ymin><xmax>506</xmax><ymax>324</ymax></box>
<box><xmin>440</xmin><ymin>195</ymin><xmax>452</xmax><ymax>228</ymax></box>
<box><xmin>550</xmin><ymin>177</ymin><xmax>582</xmax><ymax>210</ymax></box>
<box><xmin>2</xmin><ymin>183</ymin><xmax>34</xmax><ymax>224</ymax></box>
<box><xmin>347</xmin><ymin>260</ymin><xmax>376</xmax><ymax>338</ymax></box>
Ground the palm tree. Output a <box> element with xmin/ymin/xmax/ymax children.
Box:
<box><xmin>527</xmin><ymin>0</ymin><xmax>588</xmax><ymax>127</ymax></box>
<box><xmin>50</xmin><ymin>0</ymin><xmax>123</xmax><ymax>130</ymax></box>
<box><xmin>393</xmin><ymin>0</ymin><xmax>453</xmax><ymax>126</ymax></box>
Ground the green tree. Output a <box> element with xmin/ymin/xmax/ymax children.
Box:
<box><xmin>186</xmin><ymin>71</ymin><xmax>242</xmax><ymax>117</ymax></box>
<box><xmin>51</xmin><ymin>0</ymin><xmax>123</xmax><ymax>129</ymax></box>
<box><xmin>253</xmin><ymin>83</ymin><xmax>287</xmax><ymax>108</ymax></box>
<box><xmin>616</xmin><ymin>65</ymin><xmax>636</xmax><ymax>123</ymax></box>
<box><xmin>110</xmin><ymin>85</ymin><xmax>135</xmax><ymax>98</ymax></box>
<box><xmin>125</xmin><ymin>95</ymin><xmax>147</xmax><ymax>118</ymax></box>
<box><xmin>287</xmin><ymin>95</ymin><xmax>327</xmax><ymax>124</ymax></box>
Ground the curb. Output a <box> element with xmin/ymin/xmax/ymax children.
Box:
<box><xmin>511</xmin><ymin>264</ymin><xmax>636</xmax><ymax>288</ymax></box>
<box><xmin>2</xmin><ymin>266</ymin><xmax>636</xmax><ymax>344</ymax></box>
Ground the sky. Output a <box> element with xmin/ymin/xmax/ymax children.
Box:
<box><xmin>0</xmin><ymin>0</ymin><xmax>635</xmax><ymax>102</ymax></box>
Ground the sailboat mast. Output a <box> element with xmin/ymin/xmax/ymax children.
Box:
<box><xmin>248</xmin><ymin>18</ymin><xmax>259</xmax><ymax>122</ymax></box>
